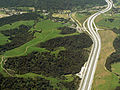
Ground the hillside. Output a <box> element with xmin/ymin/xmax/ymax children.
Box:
<box><xmin>0</xmin><ymin>12</ymin><xmax>93</xmax><ymax>89</ymax></box>
<box><xmin>0</xmin><ymin>0</ymin><xmax>106</xmax><ymax>10</ymax></box>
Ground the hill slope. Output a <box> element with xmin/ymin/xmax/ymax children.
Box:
<box><xmin>0</xmin><ymin>0</ymin><xmax>106</xmax><ymax>10</ymax></box>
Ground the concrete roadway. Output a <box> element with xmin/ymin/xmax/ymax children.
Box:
<box><xmin>78</xmin><ymin>0</ymin><xmax>113</xmax><ymax>90</ymax></box>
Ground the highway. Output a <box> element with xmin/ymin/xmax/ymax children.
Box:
<box><xmin>78</xmin><ymin>0</ymin><xmax>113</xmax><ymax>90</ymax></box>
<box><xmin>70</xmin><ymin>0</ymin><xmax>113</xmax><ymax>90</ymax></box>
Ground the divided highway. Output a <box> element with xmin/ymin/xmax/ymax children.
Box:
<box><xmin>78</xmin><ymin>0</ymin><xmax>113</xmax><ymax>90</ymax></box>
<box><xmin>70</xmin><ymin>0</ymin><xmax>113</xmax><ymax>90</ymax></box>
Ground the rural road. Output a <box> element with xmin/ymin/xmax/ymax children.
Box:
<box><xmin>70</xmin><ymin>0</ymin><xmax>113</xmax><ymax>90</ymax></box>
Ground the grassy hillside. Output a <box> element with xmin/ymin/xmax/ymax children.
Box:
<box><xmin>0</xmin><ymin>12</ymin><xmax>93</xmax><ymax>89</ymax></box>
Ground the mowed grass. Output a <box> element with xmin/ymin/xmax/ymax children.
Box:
<box><xmin>92</xmin><ymin>30</ymin><xmax>119</xmax><ymax>90</ymax></box>
<box><xmin>112</xmin><ymin>62</ymin><xmax>120</xmax><ymax>75</ymax></box>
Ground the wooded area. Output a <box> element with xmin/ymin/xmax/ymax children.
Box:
<box><xmin>0</xmin><ymin>73</ymin><xmax>53</xmax><ymax>89</ymax></box>
<box><xmin>0</xmin><ymin>25</ymin><xmax>34</xmax><ymax>54</ymax></box>
<box><xmin>4</xmin><ymin>34</ymin><xmax>92</xmax><ymax>77</ymax></box>
<box><xmin>58</xmin><ymin>26</ymin><xmax>77</xmax><ymax>35</ymax></box>
<box><xmin>0</xmin><ymin>13</ymin><xmax>43</xmax><ymax>27</ymax></box>
<box><xmin>0</xmin><ymin>0</ymin><xmax>106</xmax><ymax>10</ymax></box>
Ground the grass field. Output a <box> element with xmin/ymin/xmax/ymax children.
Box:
<box><xmin>92</xmin><ymin>13</ymin><xmax>120</xmax><ymax>90</ymax></box>
<box><xmin>3</xmin><ymin>20</ymin><xmax>78</xmax><ymax>57</ymax></box>
<box><xmin>0</xmin><ymin>33</ymin><xmax>10</xmax><ymax>45</ymax></box>
<box><xmin>75</xmin><ymin>13</ymin><xmax>89</xmax><ymax>24</ymax></box>
<box><xmin>0</xmin><ymin>20</ymin><xmax>34</xmax><ymax>45</ymax></box>
<box><xmin>96</xmin><ymin>14</ymin><xmax>120</xmax><ymax>29</ymax></box>
<box><xmin>92</xmin><ymin>30</ymin><xmax>119</xmax><ymax>90</ymax></box>
<box><xmin>0</xmin><ymin>11</ymin><xmax>6</xmax><ymax>14</ymax></box>
<box><xmin>0</xmin><ymin>20</ymin><xmax>34</xmax><ymax>31</ymax></box>
<box><xmin>112</xmin><ymin>62</ymin><xmax>120</xmax><ymax>75</ymax></box>
<box><xmin>52</xmin><ymin>13</ymin><xmax>69</xmax><ymax>19</ymax></box>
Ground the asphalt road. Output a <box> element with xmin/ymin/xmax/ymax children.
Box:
<box><xmin>70</xmin><ymin>0</ymin><xmax>113</xmax><ymax>90</ymax></box>
<box><xmin>78</xmin><ymin>0</ymin><xmax>113</xmax><ymax>90</ymax></box>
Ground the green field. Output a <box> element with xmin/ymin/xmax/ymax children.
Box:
<box><xmin>0</xmin><ymin>20</ymin><xmax>34</xmax><ymax>31</ymax></box>
<box><xmin>112</xmin><ymin>62</ymin><xmax>120</xmax><ymax>75</ymax></box>
<box><xmin>75</xmin><ymin>13</ymin><xmax>89</xmax><ymax>24</ymax></box>
<box><xmin>92</xmin><ymin>13</ymin><xmax>120</xmax><ymax>90</ymax></box>
<box><xmin>2</xmin><ymin>20</ymin><xmax>78</xmax><ymax>57</ymax></box>
<box><xmin>96</xmin><ymin>14</ymin><xmax>120</xmax><ymax>29</ymax></box>
<box><xmin>0</xmin><ymin>11</ymin><xmax>6</xmax><ymax>14</ymax></box>
<box><xmin>0</xmin><ymin>33</ymin><xmax>10</xmax><ymax>45</ymax></box>
<box><xmin>94</xmin><ymin>73</ymin><xmax>120</xmax><ymax>90</ymax></box>
<box><xmin>0</xmin><ymin>20</ymin><xmax>34</xmax><ymax>46</ymax></box>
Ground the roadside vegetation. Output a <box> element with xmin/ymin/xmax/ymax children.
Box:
<box><xmin>75</xmin><ymin>12</ymin><xmax>91</xmax><ymax>24</ymax></box>
<box><xmin>92</xmin><ymin>11</ymin><xmax>120</xmax><ymax>90</ymax></box>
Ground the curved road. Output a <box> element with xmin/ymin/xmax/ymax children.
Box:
<box><xmin>78</xmin><ymin>0</ymin><xmax>113</xmax><ymax>90</ymax></box>
<box><xmin>70</xmin><ymin>0</ymin><xmax>113</xmax><ymax>90</ymax></box>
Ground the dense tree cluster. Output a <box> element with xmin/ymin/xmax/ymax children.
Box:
<box><xmin>58</xmin><ymin>26</ymin><xmax>76</xmax><ymax>34</ymax></box>
<box><xmin>39</xmin><ymin>34</ymin><xmax>92</xmax><ymax>51</ymax></box>
<box><xmin>61</xmin><ymin>76</ymin><xmax>80</xmax><ymax>90</ymax></box>
<box><xmin>115</xmin><ymin>86</ymin><xmax>120</xmax><ymax>90</ymax></box>
<box><xmin>0</xmin><ymin>0</ymin><xmax>106</xmax><ymax>10</ymax></box>
<box><xmin>0</xmin><ymin>73</ymin><xmax>54</xmax><ymax>89</ymax></box>
<box><xmin>0</xmin><ymin>13</ymin><xmax>43</xmax><ymax>27</ymax></box>
<box><xmin>0</xmin><ymin>25</ymin><xmax>34</xmax><ymax>54</ymax></box>
<box><xmin>0</xmin><ymin>73</ymin><xmax>81</xmax><ymax>89</ymax></box>
<box><xmin>4</xmin><ymin>34</ymin><xmax>92</xmax><ymax>77</ymax></box>
<box><xmin>112</xmin><ymin>28</ymin><xmax>120</xmax><ymax>34</ymax></box>
<box><xmin>105</xmin><ymin>52</ymin><xmax>120</xmax><ymax>71</ymax></box>
<box><xmin>113</xmin><ymin>36</ymin><xmax>120</xmax><ymax>51</ymax></box>
<box><xmin>4</xmin><ymin>50</ymin><xmax>88</xmax><ymax>77</ymax></box>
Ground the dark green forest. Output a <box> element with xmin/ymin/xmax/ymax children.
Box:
<box><xmin>0</xmin><ymin>73</ymin><xmax>53</xmax><ymax>89</ymax></box>
<box><xmin>4</xmin><ymin>34</ymin><xmax>92</xmax><ymax>77</ymax></box>
<box><xmin>0</xmin><ymin>73</ymin><xmax>81</xmax><ymax>89</ymax></box>
<box><xmin>0</xmin><ymin>13</ymin><xmax>43</xmax><ymax>27</ymax></box>
<box><xmin>0</xmin><ymin>0</ymin><xmax>106</xmax><ymax>10</ymax></box>
<box><xmin>58</xmin><ymin>26</ymin><xmax>77</xmax><ymax>34</ymax></box>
